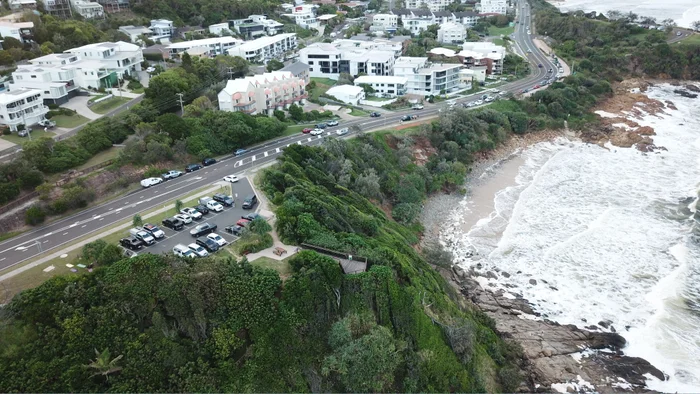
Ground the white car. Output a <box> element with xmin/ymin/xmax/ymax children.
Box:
<box><xmin>146</xmin><ymin>66</ymin><xmax>156</xmax><ymax>73</ymax></box>
<box><xmin>188</xmin><ymin>243</ymin><xmax>209</xmax><ymax>257</ymax></box>
<box><xmin>173</xmin><ymin>244</ymin><xmax>196</xmax><ymax>258</ymax></box>
<box><xmin>310</xmin><ymin>128</ymin><xmax>324</xmax><ymax>136</ymax></box>
<box><xmin>174</xmin><ymin>213</ymin><xmax>193</xmax><ymax>224</ymax></box>
<box><xmin>206</xmin><ymin>200</ymin><xmax>224</xmax><ymax>212</ymax></box>
<box><xmin>224</xmin><ymin>174</ymin><xmax>239</xmax><ymax>183</ymax></box>
<box><xmin>207</xmin><ymin>233</ymin><xmax>227</xmax><ymax>247</ymax></box>
<box><xmin>180</xmin><ymin>207</ymin><xmax>202</xmax><ymax>220</ymax></box>
<box><xmin>140</xmin><ymin>177</ymin><xmax>163</xmax><ymax>188</ymax></box>
<box><xmin>474</xmin><ymin>100</ymin><xmax>484</xmax><ymax>105</ymax></box>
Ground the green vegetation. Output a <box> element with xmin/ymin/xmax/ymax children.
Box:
<box><xmin>50</xmin><ymin>114</ymin><xmax>89</xmax><ymax>128</ymax></box>
<box><xmin>488</xmin><ymin>25</ymin><xmax>515</xmax><ymax>37</ymax></box>
<box><xmin>89</xmin><ymin>97</ymin><xmax>132</xmax><ymax>115</ymax></box>
<box><xmin>348</xmin><ymin>108</ymin><xmax>369</xmax><ymax>116</ymax></box>
<box><xmin>0</xmin><ymin>131</ymin><xmax>56</xmax><ymax>145</ymax></box>
<box><xmin>74</xmin><ymin>146</ymin><xmax>122</xmax><ymax>171</ymax></box>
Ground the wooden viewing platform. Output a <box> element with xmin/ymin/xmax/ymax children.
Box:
<box><xmin>301</xmin><ymin>243</ymin><xmax>367</xmax><ymax>274</ymax></box>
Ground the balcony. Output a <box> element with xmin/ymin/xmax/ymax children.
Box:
<box><xmin>233</xmin><ymin>100</ymin><xmax>256</xmax><ymax>107</ymax></box>
<box><xmin>239</xmin><ymin>107</ymin><xmax>256</xmax><ymax>114</ymax></box>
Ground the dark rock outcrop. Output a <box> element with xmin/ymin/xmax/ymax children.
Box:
<box><xmin>673</xmin><ymin>89</ymin><xmax>698</xmax><ymax>98</ymax></box>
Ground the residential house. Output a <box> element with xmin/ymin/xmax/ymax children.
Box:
<box><xmin>142</xmin><ymin>44</ymin><xmax>170</xmax><ymax>60</ymax></box>
<box><xmin>454</xmin><ymin>11</ymin><xmax>481</xmax><ymax>27</ymax></box>
<box><xmin>178</xmin><ymin>26</ymin><xmax>206</xmax><ymax>39</ymax></box>
<box><xmin>353</xmin><ymin>75</ymin><xmax>406</xmax><ymax>97</ymax></box>
<box><xmin>65</xmin><ymin>41</ymin><xmax>143</xmax><ymax>81</ymax></box>
<box><xmin>70</xmin><ymin>0</ymin><xmax>104</xmax><ymax>18</ymax></box>
<box><xmin>218</xmin><ymin>71</ymin><xmax>307</xmax><ymax>115</ymax></box>
<box><xmin>226</xmin><ymin>33</ymin><xmax>297</xmax><ymax>62</ymax></box>
<box><xmin>392</xmin><ymin>9</ymin><xmax>436</xmax><ymax>35</ymax></box>
<box><xmin>229</xmin><ymin>15</ymin><xmax>284</xmax><ymax>38</ymax></box>
<box><xmin>283</xmin><ymin>4</ymin><xmax>319</xmax><ymax>29</ymax></box>
<box><xmin>119</xmin><ymin>25</ymin><xmax>153</xmax><ymax>43</ymax></box>
<box><xmin>250</xmin><ymin>15</ymin><xmax>284</xmax><ymax>35</ymax></box>
<box><xmin>150</xmin><ymin>19</ymin><xmax>174</xmax><ymax>41</ymax></box>
<box><xmin>326</xmin><ymin>84</ymin><xmax>364</xmax><ymax>105</ymax></box>
<box><xmin>432</xmin><ymin>10</ymin><xmax>456</xmax><ymax>24</ymax></box>
<box><xmin>437</xmin><ymin>22</ymin><xmax>466</xmax><ymax>43</ymax></box>
<box><xmin>208</xmin><ymin>22</ymin><xmax>231</xmax><ymax>36</ymax></box>
<box><xmin>43</xmin><ymin>0</ymin><xmax>72</xmax><ymax>18</ymax></box>
<box><xmin>9</xmin><ymin>62</ymin><xmax>80</xmax><ymax>104</ymax></box>
<box><xmin>393</xmin><ymin>56</ymin><xmax>462</xmax><ymax>95</ymax></box>
<box><xmin>403</xmin><ymin>0</ymin><xmax>451</xmax><ymax>12</ymax></box>
<box><xmin>460</xmin><ymin>41</ymin><xmax>505</xmax><ymax>75</ymax></box>
<box><xmin>280</xmin><ymin>61</ymin><xmax>309</xmax><ymax>85</ymax></box>
<box><xmin>0</xmin><ymin>21</ymin><xmax>33</xmax><ymax>43</ymax></box>
<box><xmin>370</xmin><ymin>13</ymin><xmax>398</xmax><ymax>32</ymax></box>
<box><xmin>0</xmin><ymin>89</ymin><xmax>48</xmax><ymax>131</ymax></box>
<box><xmin>167</xmin><ymin>37</ymin><xmax>243</xmax><ymax>57</ymax></box>
<box><xmin>8</xmin><ymin>0</ymin><xmax>36</xmax><ymax>10</ymax></box>
<box><xmin>95</xmin><ymin>0</ymin><xmax>129</xmax><ymax>13</ymax></box>
<box><xmin>478</xmin><ymin>0</ymin><xmax>508</xmax><ymax>14</ymax></box>
<box><xmin>299</xmin><ymin>42</ymin><xmax>395</xmax><ymax>80</ymax></box>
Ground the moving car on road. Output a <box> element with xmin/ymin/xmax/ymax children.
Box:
<box><xmin>173</xmin><ymin>244</ymin><xmax>197</xmax><ymax>258</ymax></box>
<box><xmin>336</xmin><ymin>128</ymin><xmax>349</xmax><ymax>136</ymax></box>
<box><xmin>196</xmin><ymin>237</ymin><xmax>220</xmax><ymax>253</ymax></box>
<box><xmin>234</xmin><ymin>148</ymin><xmax>248</xmax><ymax>156</ymax></box>
<box><xmin>311</xmin><ymin>128</ymin><xmax>324</xmax><ymax>136</ymax></box>
<box><xmin>188</xmin><ymin>243</ymin><xmax>209</xmax><ymax>257</ymax></box>
<box><xmin>302</xmin><ymin>128</ymin><xmax>313</xmax><ymax>134</ymax></box>
<box><xmin>185</xmin><ymin>164</ymin><xmax>202</xmax><ymax>172</ymax></box>
<box><xmin>207</xmin><ymin>233</ymin><xmax>227</xmax><ymax>247</ymax></box>
<box><xmin>369</xmin><ymin>112</ymin><xmax>381</xmax><ymax>117</ymax></box>
<box><xmin>162</xmin><ymin>217</ymin><xmax>184</xmax><ymax>230</ymax></box>
<box><xmin>162</xmin><ymin>170</ymin><xmax>182</xmax><ymax>180</ymax></box>
<box><xmin>202</xmin><ymin>158</ymin><xmax>217</xmax><ymax>166</ymax></box>
<box><xmin>120</xmin><ymin>237</ymin><xmax>144</xmax><ymax>250</ymax></box>
<box><xmin>316</xmin><ymin>123</ymin><xmax>327</xmax><ymax>129</ymax></box>
<box><xmin>180</xmin><ymin>207</ymin><xmax>202</xmax><ymax>220</ymax></box>
<box><xmin>213</xmin><ymin>193</ymin><xmax>234</xmax><ymax>207</ymax></box>
<box><xmin>412</xmin><ymin>104</ymin><xmax>424</xmax><ymax>110</ymax></box>
<box><xmin>224</xmin><ymin>174</ymin><xmax>239</xmax><ymax>183</ymax></box>
<box><xmin>174</xmin><ymin>213</ymin><xmax>193</xmax><ymax>224</ymax></box>
<box><xmin>327</xmin><ymin>120</ymin><xmax>339</xmax><ymax>126</ymax></box>
<box><xmin>190</xmin><ymin>222</ymin><xmax>217</xmax><ymax>237</ymax></box>
<box><xmin>142</xmin><ymin>223</ymin><xmax>165</xmax><ymax>239</ymax></box>
<box><xmin>140</xmin><ymin>177</ymin><xmax>163</xmax><ymax>188</ymax></box>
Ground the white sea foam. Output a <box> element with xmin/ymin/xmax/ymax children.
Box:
<box><xmin>446</xmin><ymin>84</ymin><xmax>700</xmax><ymax>391</ymax></box>
<box><xmin>552</xmin><ymin>0</ymin><xmax>700</xmax><ymax>28</ymax></box>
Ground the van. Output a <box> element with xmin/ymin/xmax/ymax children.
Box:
<box><xmin>242</xmin><ymin>194</ymin><xmax>258</xmax><ymax>209</ymax></box>
<box><xmin>173</xmin><ymin>244</ymin><xmax>196</xmax><ymax>258</ymax></box>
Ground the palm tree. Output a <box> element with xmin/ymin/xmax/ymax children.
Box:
<box><xmin>87</xmin><ymin>348</ymin><xmax>124</xmax><ymax>380</ymax></box>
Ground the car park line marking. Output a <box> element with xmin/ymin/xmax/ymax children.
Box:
<box><xmin>43</xmin><ymin>240</ymin><xmax>49</xmax><ymax>243</ymax></box>
<box><xmin>63</xmin><ymin>232</ymin><xmax>68</xmax><ymax>236</ymax></box>
<box><xmin>276</xmin><ymin>148</ymin><xmax>280</xmax><ymax>153</ymax></box>
<box><xmin>307</xmin><ymin>137</ymin><xmax>312</xmax><ymax>142</ymax></box>
<box><xmin>297</xmin><ymin>141</ymin><xmax>302</xmax><ymax>145</ymax></box>
<box><xmin>99</xmin><ymin>218</ymin><xmax>104</xmax><ymax>221</ymax></box>
<box><xmin>81</xmin><ymin>225</ymin><xmax>86</xmax><ymax>228</ymax></box>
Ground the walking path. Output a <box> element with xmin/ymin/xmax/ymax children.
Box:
<box><xmin>61</xmin><ymin>96</ymin><xmax>101</xmax><ymax>120</ymax></box>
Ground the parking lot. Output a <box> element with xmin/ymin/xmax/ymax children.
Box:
<box><xmin>123</xmin><ymin>178</ymin><xmax>258</xmax><ymax>257</ymax></box>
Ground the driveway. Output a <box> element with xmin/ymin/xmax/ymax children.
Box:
<box><xmin>61</xmin><ymin>96</ymin><xmax>100</xmax><ymax>120</ymax></box>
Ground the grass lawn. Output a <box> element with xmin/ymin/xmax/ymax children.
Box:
<box><xmin>89</xmin><ymin>96</ymin><xmax>131</xmax><ymax>115</ymax></box>
<box><xmin>131</xmin><ymin>87</ymin><xmax>145</xmax><ymax>94</ymax></box>
<box><xmin>1</xmin><ymin>130</ymin><xmax>56</xmax><ymax>145</ymax></box>
<box><xmin>249</xmin><ymin>256</ymin><xmax>292</xmax><ymax>278</ymax></box>
<box><xmin>348</xmin><ymin>108</ymin><xmax>369</xmax><ymax>116</ymax></box>
<box><xmin>74</xmin><ymin>145</ymin><xmax>122</xmax><ymax>171</ymax></box>
<box><xmin>310</xmin><ymin>77</ymin><xmax>337</xmax><ymax>86</ymax></box>
<box><xmin>364</xmin><ymin>96</ymin><xmax>392</xmax><ymax>102</ymax></box>
<box><xmin>677</xmin><ymin>33</ymin><xmax>700</xmax><ymax>46</ymax></box>
<box><xmin>488</xmin><ymin>25</ymin><xmax>514</xmax><ymax>36</ymax></box>
<box><xmin>493</xmin><ymin>38</ymin><xmax>505</xmax><ymax>46</ymax></box>
<box><xmin>52</xmin><ymin>114</ymin><xmax>89</xmax><ymax>128</ymax></box>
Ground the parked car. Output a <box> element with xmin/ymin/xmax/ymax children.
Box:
<box><xmin>142</xmin><ymin>223</ymin><xmax>165</xmax><ymax>239</ymax></box>
<box><xmin>521</xmin><ymin>88</ymin><xmax>529</xmax><ymax>93</ymax></box>
<box><xmin>185</xmin><ymin>164</ymin><xmax>202</xmax><ymax>172</ymax></box>
<box><xmin>224</xmin><ymin>174</ymin><xmax>239</xmax><ymax>183</ymax></box>
<box><xmin>17</xmin><ymin>130</ymin><xmax>28</xmax><ymax>137</ymax></box>
<box><xmin>162</xmin><ymin>217</ymin><xmax>184</xmax><ymax>230</ymax></box>
<box><xmin>196</xmin><ymin>237</ymin><xmax>220</xmax><ymax>253</ymax></box>
<box><xmin>225</xmin><ymin>225</ymin><xmax>244</xmax><ymax>236</ymax></box>
<box><xmin>327</xmin><ymin>120</ymin><xmax>339</xmax><ymax>126</ymax></box>
<box><xmin>162</xmin><ymin>170</ymin><xmax>182</xmax><ymax>180</ymax></box>
<box><xmin>129</xmin><ymin>228</ymin><xmax>155</xmax><ymax>245</ymax></box>
<box><xmin>302</xmin><ymin>128</ymin><xmax>313</xmax><ymax>134</ymax></box>
<box><xmin>676</xmin><ymin>31</ymin><xmax>682</xmax><ymax>36</ymax></box>
<box><xmin>38</xmin><ymin>119</ymin><xmax>56</xmax><ymax>128</ymax></box>
<box><xmin>206</xmin><ymin>200</ymin><xmax>224</xmax><ymax>212</ymax></box>
<box><xmin>236</xmin><ymin>218</ymin><xmax>251</xmax><ymax>227</ymax></box>
<box><xmin>190</xmin><ymin>222</ymin><xmax>217</xmax><ymax>237</ymax></box>
<box><xmin>311</xmin><ymin>128</ymin><xmax>324</xmax><ymax>136</ymax></box>
<box><xmin>336</xmin><ymin>128</ymin><xmax>349</xmax><ymax>136</ymax></box>
<box><xmin>369</xmin><ymin>112</ymin><xmax>381</xmax><ymax>117</ymax></box>
<box><xmin>173</xmin><ymin>244</ymin><xmax>197</xmax><ymax>258</ymax></box>
<box><xmin>140</xmin><ymin>177</ymin><xmax>163</xmax><ymax>188</ymax></box>
<box><xmin>194</xmin><ymin>204</ymin><xmax>209</xmax><ymax>215</ymax></box>
<box><xmin>207</xmin><ymin>233</ymin><xmax>227</xmax><ymax>247</ymax></box>
<box><xmin>146</xmin><ymin>66</ymin><xmax>156</xmax><ymax>73</ymax></box>
<box><xmin>316</xmin><ymin>123</ymin><xmax>327</xmax><ymax>129</ymax></box>
<box><xmin>181</xmin><ymin>207</ymin><xmax>202</xmax><ymax>220</ymax></box>
<box><xmin>120</xmin><ymin>237</ymin><xmax>144</xmax><ymax>250</ymax></box>
<box><xmin>234</xmin><ymin>148</ymin><xmax>248</xmax><ymax>156</ymax></box>
<box><xmin>242</xmin><ymin>194</ymin><xmax>258</xmax><ymax>209</ymax></box>
<box><xmin>202</xmin><ymin>158</ymin><xmax>217</xmax><ymax>166</ymax></box>
<box><xmin>533</xmin><ymin>84</ymin><xmax>541</xmax><ymax>89</ymax></box>
<box><xmin>484</xmin><ymin>96</ymin><xmax>494</xmax><ymax>103</ymax></box>
<box><xmin>213</xmin><ymin>193</ymin><xmax>234</xmax><ymax>207</ymax></box>
<box><xmin>481</xmin><ymin>94</ymin><xmax>489</xmax><ymax>100</ymax></box>
<box><xmin>188</xmin><ymin>243</ymin><xmax>209</xmax><ymax>257</ymax></box>
<box><xmin>242</xmin><ymin>213</ymin><xmax>260</xmax><ymax>221</ymax></box>
<box><xmin>412</xmin><ymin>104</ymin><xmax>424</xmax><ymax>110</ymax></box>
<box><xmin>174</xmin><ymin>213</ymin><xmax>193</xmax><ymax>224</ymax></box>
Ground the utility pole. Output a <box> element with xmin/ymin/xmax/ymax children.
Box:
<box><xmin>176</xmin><ymin>93</ymin><xmax>184</xmax><ymax>114</ymax></box>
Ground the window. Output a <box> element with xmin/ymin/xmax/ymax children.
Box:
<box><xmin>308</xmin><ymin>61</ymin><xmax>314</xmax><ymax>65</ymax></box>
<box><xmin>31</xmin><ymin>75</ymin><xmax>36</xmax><ymax>79</ymax></box>
<box><xmin>44</xmin><ymin>91</ymin><xmax>50</xmax><ymax>94</ymax></box>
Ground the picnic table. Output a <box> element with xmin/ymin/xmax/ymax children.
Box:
<box><xmin>273</xmin><ymin>247</ymin><xmax>287</xmax><ymax>256</ymax></box>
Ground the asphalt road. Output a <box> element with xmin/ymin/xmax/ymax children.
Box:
<box><xmin>0</xmin><ymin>1</ymin><xmax>559</xmax><ymax>272</ymax></box>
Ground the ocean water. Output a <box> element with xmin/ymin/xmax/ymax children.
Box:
<box><xmin>552</xmin><ymin>0</ymin><xmax>700</xmax><ymax>28</ymax></box>
<box><xmin>446</xmin><ymin>84</ymin><xmax>700</xmax><ymax>392</ymax></box>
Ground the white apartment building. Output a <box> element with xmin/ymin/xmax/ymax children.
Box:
<box><xmin>299</xmin><ymin>42</ymin><xmax>395</xmax><ymax>80</ymax></box>
<box><xmin>250</xmin><ymin>15</ymin><xmax>284</xmax><ymax>35</ymax></box>
<box><xmin>326</xmin><ymin>85</ymin><xmax>364</xmax><ymax>105</ymax></box>
<box><xmin>370</xmin><ymin>13</ymin><xmax>398</xmax><ymax>32</ymax></box>
<box><xmin>226</xmin><ymin>33</ymin><xmax>297</xmax><ymax>62</ymax></box>
<box><xmin>65</xmin><ymin>41</ymin><xmax>143</xmax><ymax>80</ymax></box>
<box><xmin>283</xmin><ymin>4</ymin><xmax>319</xmax><ymax>29</ymax></box>
<box><xmin>167</xmin><ymin>37</ymin><xmax>243</xmax><ymax>57</ymax></box>
<box><xmin>478</xmin><ymin>0</ymin><xmax>508</xmax><ymax>14</ymax></box>
<box><xmin>332</xmin><ymin>38</ymin><xmax>404</xmax><ymax>57</ymax></box>
<box><xmin>460</xmin><ymin>42</ymin><xmax>505</xmax><ymax>74</ymax></box>
<box><xmin>70</xmin><ymin>0</ymin><xmax>104</xmax><ymax>18</ymax></box>
<box><xmin>150</xmin><ymin>19</ymin><xmax>174</xmax><ymax>41</ymax></box>
<box><xmin>119</xmin><ymin>25</ymin><xmax>153</xmax><ymax>43</ymax></box>
<box><xmin>393</xmin><ymin>57</ymin><xmax>462</xmax><ymax>95</ymax></box>
<box><xmin>218</xmin><ymin>71</ymin><xmax>307</xmax><ymax>116</ymax></box>
<box><xmin>0</xmin><ymin>21</ymin><xmax>33</xmax><ymax>43</ymax></box>
<box><xmin>208</xmin><ymin>22</ymin><xmax>231</xmax><ymax>36</ymax></box>
<box><xmin>9</xmin><ymin>62</ymin><xmax>80</xmax><ymax>104</ymax></box>
<box><xmin>404</xmin><ymin>0</ymin><xmax>450</xmax><ymax>12</ymax></box>
<box><xmin>353</xmin><ymin>75</ymin><xmax>406</xmax><ymax>97</ymax></box>
<box><xmin>454</xmin><ymin>11</ymin><xmax>481</xmax><ymax>27</ymax></box>
<box><xmin>432</xmin><ymin>11</ymin><xmax>456</xmax><ymax>24</ymax></box>
<box><xmin>8</xmin><ymin>0</ymin><xmax>36</xmax><ymax>10</ymax></box>
<box><xmin>438</xmin><ymin>22</ymin><xmax>467</xmax><ymax>43</ymax></box>
<box><xmin>0</xmin><ymin>89</ymin><xmax>48</xmax><ymax>131</ymax></box>
<box><xmin>393</xmin><ymin>9</ymin><xmax>436</xmax><ymax>35</ymax></box>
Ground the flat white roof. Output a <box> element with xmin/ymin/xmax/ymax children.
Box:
<box><xmin>168</xmin><ymin>36</ymin><xmax>242</xmax><ymax>49</ymax></box>
<box><xmin>395</xmin><ymin>56</ymin><xmax>428</xmax><ymax>66</ymax></box>
<box><xmin>327</xmin><ymin>84</ymin><xmax>364</xmax><ymax>96</ymax></box>
<box><xmin>317</xmin><ymin>14</ymin><xmax>337</xmax><ymax>21</ymax></box>
<box><xmin>429</xmin><ymin>47</ymin><xmax>457</xmax><ymax>57</ymax></box>
<box><xmin>354</xmin><ymin>75</ymin><xmax>407</xmax><ymax>85</ymax></box>
<box><xmin>230</xmin><ymin>33</ymin><xmax>296</xmax><ymax>52</ymax></box>
<box><xmin>0</xmin><ymin>88</ymin><xmax>39</xmax><ymax>103</ymax></box>
<box><xmin>0</xmin><ymin>21</ymin><xmax>33</xmax><ymax>29</ymax></box>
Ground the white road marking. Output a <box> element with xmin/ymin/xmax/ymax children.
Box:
<box><xmin>264</xmin><ymin>151</ymin><xmax>268</xmax><ymax>157</ymax></box>
<box><xmin>81</xmin><ymin>225</ymin><xmax>86</xmax><ymax>228</ymax></box>
<box><xmin>43</xmin><ymin>240</ymin><xmax>49</xmax><ymax>243</ymax></box>
<box><xmin>307</xmin><ymin>137</ymin><xmax>312</xmax><ymax>142</ymax></box>
<box><xmin>286</xmin><ymin>144</ymin><xmax>290</xmax><ymax>147</ymax></box>
<box><xmin>297</xmin><ymin>141</ymin><xmax>302</xmax><ymax>145</ymax></box>
<box><xmin>233</xmin><ymin>160</ymin><xmax>243</xmax><ymax>168</ymax></box>
<box><xmin>276</xmin><ymin>147</ymin><xmax>280</xmax><ymax>153</ymax></box>
<box><xmin>0</xmin><ymin>257</ymin><xmax>5</xmax><ymax>262</ymax></box>
<box><xmin>63</xmin><ymin>232</ymin><xmax>68</xmax><ymax>236</ymax></box>
<box><xmin>252</xmin><ymin>155</ymin><xmax>256</xmax><ymax>162</ymax></box>
<box><xmin>99</xmin><ymin>218</ymin><xmax>104</xmax><ymax>221</ymax></box>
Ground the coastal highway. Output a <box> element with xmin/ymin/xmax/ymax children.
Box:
<box><xmin>0</xmin><ymin>2</ymin><xmax>559</xmax><ymax>272</ymax></box>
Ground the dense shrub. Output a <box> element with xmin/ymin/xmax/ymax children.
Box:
<box><xmin>25</xmin><ymin>205</ymin><xmax>46</xmax><ymax>225</ymax></box>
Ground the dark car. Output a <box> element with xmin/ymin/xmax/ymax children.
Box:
<box><xmin>242</xmin><ymin>194</ymin><xmax>258</xmax><ymax>210</ymax></box>
<box><xmin>190</xmin><ymin>222</ymin><xmax>217</xmax><ymax>237</ymax></box>
<box><xmin>242</xmin><ymin>212</ymin><xmax>260</xmax><ymax>221</ymax></box>
<box><xmin>538</xmin><ymin>63</ymin><xmax>543</xmax><ymax>68</ymax></box>
<box><xmin>162</xmin><ymin>217</ymin><xmax>184</xmax><ymax>231</ymax></box>
<box><xmin>369</xmin><ymin>112</ymin><xmax>381</xmax><ymax>117</ymax></box>
<box><xmin>225</xmin><ymin>225</ymin><xmax>244</xmax><ymax>236</ymax></box>
<box><xmin>186</xmin><ymin>164</ymin><xmax>202</xmax><ymax>172</ymax></box>
<box><xmin>120</xmin><ymin>237</ymin><xmax>144</xmax><ymax>250</ymax></box>
<box><xmin>316</xmin><ymin>123</ymin><xmax>327</xmax><ymax>129</ymax></box>
<box><xmin>196</xmin><ymin>237</ymin><xmax>220</xmax><ymax>253</ymax></box>
<box><xmin>202</xmin><ymin>158</ymin><xmax>217</xmax><ymax>166</ymax></box>
<box><xmin>213</xmin><ymin>193</ymin><xmax>234</xmax><ymax>207</ymax></box>
<box><xmin>194</xmin><ymin>204</ymin><xmax>209</xmax><ymax>214</ymax></box>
